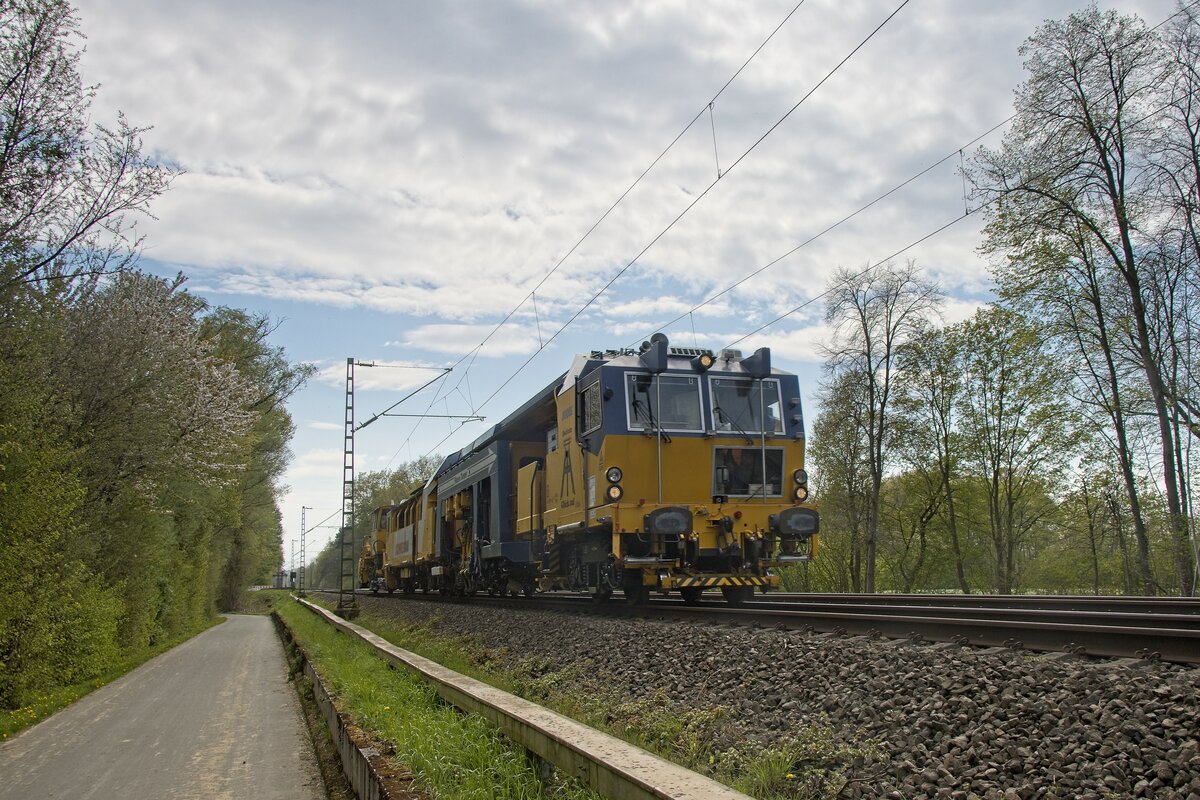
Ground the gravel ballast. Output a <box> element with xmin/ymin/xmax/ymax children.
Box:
<box><xmin>348</xmin><ymin>595</ymin><xmax>1200</xmax><ymax>799</ymax></box>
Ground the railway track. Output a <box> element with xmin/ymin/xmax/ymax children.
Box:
<box><xmin>315</xmin><ymin>589</ymin><xmax>1200</xmax><ymax>665</ymax></box>
<box><xmin>768</xmin><ymin>591</ymin><xmax>1200</xmax><ymax>615</ymax></box>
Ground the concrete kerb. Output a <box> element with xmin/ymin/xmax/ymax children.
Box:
<box><xmin>294</xmin><ymin>597</ymin><xmax>753</xmax><ymax>800</ymax></box>
<box><xmin>274</xmin><ymin>610</ymin><xmax>397</xmax><ymax>800</ymax></box>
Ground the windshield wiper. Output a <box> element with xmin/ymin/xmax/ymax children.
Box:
<box><xmin>632</xmin><ymin>399</ymin><xmax>672</xmax><ymax>443</ymax></box>
<box><xmin>714</xmin><ymin>403</ymin><xmax>753</xmax><ymax>445</ymax></box>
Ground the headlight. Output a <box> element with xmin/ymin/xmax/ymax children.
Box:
<box><xmin>606</xmin><ymin>484</ymin><xmax>624</xmax><ymax>501</ymax></box>
<box><xmin>605</xmin><ymin>466</ymin><xmax>623</xmax><ymax>484</ymax></box>
<box><xmin>794</xmin><ymin>486</ymin><xmax>808</xmax><ymax>502</ymax></box>
<box><xmin>793</xmin><ymin>468</ymin><xmax>808</xmax><ymax>485</ymax></box>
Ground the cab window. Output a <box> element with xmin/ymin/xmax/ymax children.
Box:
<box><xmin>626</xmin><ymin>373</ymin><xmax>703</xmax><ymax>432</ymax></box>
<box><xmin>579</xmin><ymin>380</ymin><xmax>602</xmax><ymax>434</ymax></box>
<box><xmin>710</xmin><ymin>377</ymin><xmax>783</xmax><ymax>434</ymax></box>
<box><xmin>712</xmin><ymin>447</ymin><xmax>785</xmax><ymax>497</ymax></box>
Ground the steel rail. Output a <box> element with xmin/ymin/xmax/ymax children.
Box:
<box><xmin>765</xmin><ymin>593</ymin><xmax>1200</xmax><ymax>615</ymax></box>
<box><xmin>669</xmin><ymin>599</ymin><xmax>1200</xmax><ymax>629</ymax></box>
<box><xmin>317</xmin><ymin>589</ymin><xmax>1200</xmax><ymax>665</ymax></box>
<box><xmin>625</xmin><ymin>604</ymin><xmax>1200</xmax><ymax>665</ymax></box>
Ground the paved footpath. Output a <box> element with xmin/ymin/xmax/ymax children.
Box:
<box><xmin>0</xmin><ymin>614</ymin><xmax>324</xmax><ymax>800</ymax></box>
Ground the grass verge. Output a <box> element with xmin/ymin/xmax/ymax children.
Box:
<box><xmin>231</xmin><ymin>587</ymin><xmax>293</xmax><ymax>615</ymax></box>
<box><xmin>0</xmin><ymin>615</ymin><xmax>225</xmax><ymax>740</ymax></box>
<box><xmin>301</xmin><ymin>595</ymin><xmax>884</xmax><ymax>800</ymax></box>
<box><xmin>275</xmin><ymin>598</ymin><xmax>602</xmax><ymax>800</ymax></box>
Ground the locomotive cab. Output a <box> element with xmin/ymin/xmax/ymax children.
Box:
<box><xmin>526</xmin><ymin>333</ymin><xmax>818</xmax><ymax>605</ymax></box>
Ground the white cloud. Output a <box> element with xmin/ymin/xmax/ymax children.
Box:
<box><xmin>942</xmin><ymin>296</ymin><xmax>988</xmax><ymax>325</ymax></box>
<box><xmin>314</xmin><ymin>360</ymin><xmax>452</xmax><ymax>392</ymax></box>
<box><xmin>306</xmin><ymin>421</ymin><xmax>342</xmax><ymax>431</ymax></box>
<box><xmin>713</xmin><ymin>324</ymin><xmax>837</xmax><ymax>366</ymax></box>
<box><xmin>84</xmin><ymin>0</ymin><xmax>1071</xmax><ymax>324</ymax></box>
<box><xmin>286</xmin><ymin>447</ymin><xmax>345</xmax><ymax>480</ymax></box>
<box><xmin>84</xmin><ymin>0</ymin><xmax>1174</xmax><ymax>341</ymax></box>
<box><xmin>401</xmin><ymin>322</ymin><xmax>544</xmax><ymax>357</ymax></box>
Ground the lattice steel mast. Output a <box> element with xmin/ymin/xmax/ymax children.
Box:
<box><xmin>336</xmin><ymin>357</ymin><xmax>359</xmax><ymax>618</ymax></box>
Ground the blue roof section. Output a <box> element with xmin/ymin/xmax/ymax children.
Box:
<box><xmin>431</xmin><ymin>449</ymin><xmax>464</xmax><ymax>481</ymax></box>
<box><xmin>466</xmin><ymin>370</ymin><xmax>564</xmax><ymax>452</ymax></box>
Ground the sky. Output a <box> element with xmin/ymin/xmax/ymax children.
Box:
<box><xmin>77</xmin><ymin>0</ymin><xmax>1178</xmax><ymax>566</ymax></box>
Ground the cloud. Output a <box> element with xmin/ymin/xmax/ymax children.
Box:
<box><xmin>314</xmin><ymin>360</ymin><xmax>452</xmax><ymax>392</ymax></box>
<box><xmin>83</xmin><ymin>0</ymin><xmax>1078</xmax><ymax>327</ymax></box>
<box><xmin>942</xmin><ymin>296</ymin><xmax>988</xmax><ymax>325</ymax></box>
<box><xmin>306</xmin><ymin>421</ymin><xmax>342</xmax><ymax>431</ymax></box>
<box><xmin>400</xmin><ymin>322</ymin><xmax>544</xmax><ymax>357</ymax></box>
<box><xmin>286</xmin><ymin>447</ymin><xmax>345</xmax><ymax>480</ymax></box>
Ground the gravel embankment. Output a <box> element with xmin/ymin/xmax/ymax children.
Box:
<box><xmin>351</xmin><ymin>595</ymin><xmax>1200</xmax><ymax>799</ymax></box>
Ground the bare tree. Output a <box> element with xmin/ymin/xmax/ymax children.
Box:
<box><xmin>0</xmin><ymin>0</ymin><xmax>173</xmax><ymax>291</ymax></box>
<box><xmin>1153</xmin><ymin>5</ymin><xmax>1200</xmax><ymax>591</ymax></box>
<box><xmin>971</xmin><ymin>7</ymin><xmax>1196</xmax><ymax>594</ymax></box>
<box><xmin>809</xmin><ymin>368</ymin><xmax>871</xmax><ymax>592</ymax></box>
<box><xmin>958</xmin><ymin>307</ymin><xmax>1074</xmax><ymax>594</ymax></box>
<box><xmin>896</xmin><ymin>323</ymin><xmax>971</xmax><ymax>592</ymax></box>
<box><xmin>822</xmin><ymin>260</ymin><xmax>942</xmax><ymax>593</ymax></box>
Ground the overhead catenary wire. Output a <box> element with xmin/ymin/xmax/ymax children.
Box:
<box><xmin>624</xmin><ymin>115</ymin><xmax>1016</xmax><ymax>349</ymax></box>
<box><xmin>722</xmin><ymin>211</ymin><xmax>976</xmax><ymax>353</ymax></box>
<box><xmin>712</xmin><ymin>0</ymin><xmax>1200</xmax><ymax>353</ymax></box>
<box><xmin>464</xmin><ymin>0</ymin><xmax>911</xmax><ymax>413</ymax></box>
<box><xmin>304</xmin><ymin>508</ymin><xmax>340</xmax><ymax>534</ymax></box>
<box><xmin>414</xmin><ymin>0</ymin><xmax>914</xmax><ymax>461</ymax></box>
<box><xmin>433</xmin><ymin>0</ymin><xmax>813</xmax><ymax>378</ymax></box>
<box><xmin>356</xmin><ymin>367</ymin><xmax>451</xmax><ymax>432</ymax></box>
<box><xmin>382</xmin><ymin>0</ymin><xmax>815</xmax><ymax>465</ymax></box>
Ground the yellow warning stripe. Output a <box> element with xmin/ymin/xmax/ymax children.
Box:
<box><xmin>675</xmin><ymin>576</ymin><xmax>770</xmax><ymax>588</ymax></box>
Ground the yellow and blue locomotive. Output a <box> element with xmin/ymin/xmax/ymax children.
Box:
<box><xmin>364</xmin><ymin>333</ymin><xmax>818</xmax><ymax>605</ymax></box>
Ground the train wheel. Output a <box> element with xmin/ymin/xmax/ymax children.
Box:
<box><xmin>523</xmin><ymin>582</ymin><xmax>535</xmax><ymax>598</ymax></box>
<box><xmin>722</xmin><ymin>586</ymin><xmax>754</xmax><ymax>606</ymax></box>
<box><xmin>680</xmin><ymin>587</ymin><xmax>703</xmax><ymax>605</ymax></box>
<box><xmin>591</xmin><ymin>588</ymin><xmax>612</xmax><ymax>604</ymax></box>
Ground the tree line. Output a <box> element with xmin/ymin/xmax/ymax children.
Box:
<box><xmin>798</xmin><ymin>6</ymin><xmax>1200</xmax><ymax>596</ymax></box>
<box><xmin>0</xmin><ymin>0</ymin><xmax>309</xmax><ymax>708</ymax></box>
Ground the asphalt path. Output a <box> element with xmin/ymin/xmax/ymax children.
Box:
<box><xmin>0</xmin><ymin>614</ymin><xmax>324</xmax><ymax>799</ymax></box>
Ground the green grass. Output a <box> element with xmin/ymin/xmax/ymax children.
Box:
<box><xmin>232</xmin><ymin>587</ymin><xmax>292</xmax><ymax>615</ymax></box>
<box><xmin>0</xmin><ymin>616</ymin><xmax>224</xmax><ymax>740</ymax></box>
<box><xmin>276</xmin><ymin>599</ymin><xmax>601</xmax><ymax>800</ymax></box>
<box><xmin>300</xmin><ymin>596</ymin><xmax>884</xmax><ymax>800</ymax></box>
